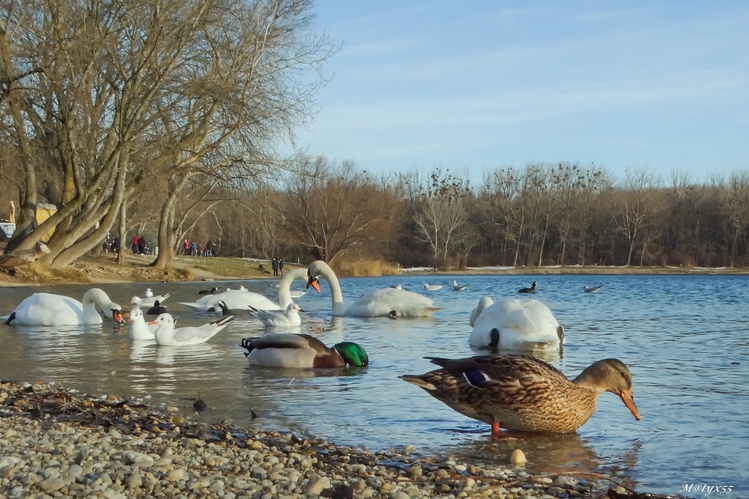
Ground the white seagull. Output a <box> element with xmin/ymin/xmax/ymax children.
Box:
<box><xmin>132</xmin><ymin>291</ymin><xmax>171</xmax><ymax>308</ymax></box>
<box><xmin>128</xmin><ymin>307</ymin><xmax>157</xmax><ymax>342</ymax></box>
<box><xmin>150</xmin><ymin>313</ymin><xmax>235</xmax><ymax>346</ymax></box>
<box><xmin>250</xmin><ymin>303</ymin><xmax>303</xmax><ymax>328</ymax></box>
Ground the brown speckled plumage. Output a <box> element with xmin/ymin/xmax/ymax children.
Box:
<box><xmin>400</xmin><ymin>354</ymin><xmax>640</xmax><ymax>434</ymax></box>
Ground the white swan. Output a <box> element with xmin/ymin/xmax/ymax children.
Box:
<box><xmin>453</xmin><ymin>279</ymin><xmax>468</xmax><ymax>291</ymax></box>
<box><xmin>469</xmin><ymin>297</ymin><xmax>564</xmax><ymax>351</ymax></box>
<box><xmin>251</xmin><ymin>303</ymin><xmax>303</xmax><ymax>328</ymax></box>
<box><xmin>181</xmin><ymin>268</ymin><xmax>310</xmax><ymax>312</ymax></box>
<box><xmin>306</xmin><ymin>260</ymin><xmax>438</xmax><ymax>318</ymax></box>
<box><xmin>131</xmin><ymin>292</ymin><xmax>171</xmax><ymax>308</ymax></box>
<box><xmin>128</xmin><ymin>307</ymin><xmax>157</xmax><ymax>342</ymax></box>
<box><xmin>150</xmin><ymin>313</ymin><xmax>234</xmax><ymax>346</ymax></box>
<box><xmin>469</xmin><ymin>296</ymin><xmax>494</xmax><ymax>327</ymax></box>
<box><xmin>5</xmin><ymin>288</ymin><xmax>125</xmax><ymax>326</ymax></box>
<box><xmin>180</xmin><ymin>288</ymin><xmax>277</xmax><ymax>311</ymax></box>
<box><xmin>423</xmin><ymin>283</ymin><xmax>443</xmax><ymax>291</ymax></box>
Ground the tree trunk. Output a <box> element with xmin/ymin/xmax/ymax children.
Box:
<box><xmin>626</xmin><ymin>241</ymin><xmax>635</xmax><ymax>267</ymax></box>
<box><xmin>151</xmin><ymin>189</ymin><xmax>181</xmax><ymax>269</ymax></box>
<box><xmin>117</xmin><ymin>203</ymin><xmax>127</xmax><ymax>265</ymax></box>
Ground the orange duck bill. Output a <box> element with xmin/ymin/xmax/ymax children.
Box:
<box><xmin>619</xmin><ymin>388</ymin><xmax>641</xmax><ymax>421</ymax></box>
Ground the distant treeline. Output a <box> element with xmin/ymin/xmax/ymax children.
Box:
<box><xmin>135</xmin><ymin>158</ymin><xmax>749</xmax><ymax>270</ymax></box>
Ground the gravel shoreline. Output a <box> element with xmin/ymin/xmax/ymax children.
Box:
<box><xmin>0</xmin><ymin>379</ymin><xmax>679</xmax><ymax>498</ymax></box>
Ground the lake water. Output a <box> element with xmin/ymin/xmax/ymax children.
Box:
<box><xmin>1</xmin><ymin>273</ymin><xmax>747</xmax><ymax>497</ymax></box>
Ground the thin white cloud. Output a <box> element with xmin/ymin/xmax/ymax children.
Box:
<box><xmin>296</xmin><ymin>1</ymin><xmax>749</xmax><ymax>182</ymax></box>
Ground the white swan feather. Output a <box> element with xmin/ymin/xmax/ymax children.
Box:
<box><xmin>306</xmin><ymin>260</ymin><xmax>438</xmax><ymax>318</ymax></box>
<box><xmin>469</xmin><ymin>297</ymin><xmax>564</xmax><ymax>352</ymax></box>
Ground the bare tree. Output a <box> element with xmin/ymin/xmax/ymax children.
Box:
<box><xmin>481</xmin><ymin>167</ymin><xmax>530</xmax><ymax>267</ymax></box>
<box><xmin>613</xmin><ymin>168</ymin><xmax>661</xmax><ymax>266</ymax></box>
<box><xmin>401</xmin><ymin>168</ymin><xmax>473</xmax><ymax>270</ymax></box>
<box><xmin>283</xmin><ymin>156</ymin><xmax>400</xmax><ymax>264</ymax></box>
<box><xmin>0</xmin><ymin>0</ymin><xmax>334</xmax><ymax>268</ymax></box>
<box><xmin>716</xmin><ymin>171</ymin><xmax>749</xmax><ymax>267</ymax></box>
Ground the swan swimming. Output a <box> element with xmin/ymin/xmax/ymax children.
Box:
<box><xmin>5</xmin><ymin>288</ymin><xmax>125</xmax><ymax>326</ymax></box>
<box><xmin>306</xmin><ymin>260</ymin><xmax>438</xmax><ymax>318</ymax></box>
<box><xmin>469</xmin><ymin>296</ymin><xmax>494</xmax><ymax>327</ymax></box>
<box><xmin>469</xmin><ymin>296</ymin><xmax>564</xmax><ymax>352</ymax></box>
<box><xmin>181</xmin><ymin>268</ymin><xmax>310</xmax><ymax>312</ymax></box>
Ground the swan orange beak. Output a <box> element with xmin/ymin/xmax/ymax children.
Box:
<box><xmin>306</xmin><ymin>275</ymin><xmax>321</xmax><ymax>293</ymax></box>
<box><xmin>112</xmin><ymin>310</ymin><xmax>125</xmax><ymax>326</ymax></box>
<box><xmin>619</xmin><ymin>388</ymin><xmax>641</xmax><ymax>421</ymax></box>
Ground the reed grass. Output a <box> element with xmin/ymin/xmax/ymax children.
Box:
<box><xmin>336</xmin><ymin>258</ymin><xmax>401</xmax><ymax>277</ymax></box>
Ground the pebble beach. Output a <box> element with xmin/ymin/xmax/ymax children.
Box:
<box><xmin>0</xmin><ymin>379</ymin><xmax>683</xmax><ymax>499</ymax></box>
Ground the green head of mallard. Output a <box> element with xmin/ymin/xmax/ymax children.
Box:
<box><xmin>334</xmin><ymin>342</ymin><xmax>369</xmax><ymax>367</ymax></box>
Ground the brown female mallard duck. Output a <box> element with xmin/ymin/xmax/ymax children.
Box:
<box><xmin>400</xmin><ymin>354</ymin><xmax>641</xmax><ymax>436</ymax></box>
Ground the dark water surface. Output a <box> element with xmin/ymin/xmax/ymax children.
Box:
<box><xmin>1</xmin><ymin>273</ymin><xmax>747</xmax><ymax>496</ymax></box>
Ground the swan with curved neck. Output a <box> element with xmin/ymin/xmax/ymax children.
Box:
<box><xmin>5</xmin><ymin>288</ymin><xmax>125</xmax><ymax>326</ymax></box>
<box><xmin>179</xmin><ymin>267</ymin><xmax>309</xmax><ymax>312</ymax></box>
<box><xmin>306</xmin><ymin>260</ymin><xmax>438</xmax><ymax>318</ymax></box>
<box><xmin>277</xmin><ymin>268</ymin><xmax>310</xmax><ymax>309</ymax></box>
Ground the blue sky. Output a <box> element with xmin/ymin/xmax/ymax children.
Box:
<box><xmin>292</xmin><ymin>1</ymin><xmax>749</xmax><ymax>186</ymax></box>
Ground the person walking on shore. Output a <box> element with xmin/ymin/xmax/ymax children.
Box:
<box><xmin>131</xmin><ymin>234</ymin><xmax>140</xmax><ymax>254</ymax></box>
<box><xmin>278</xmin><ymin>258</ymin><xmax>284</xmax><ymax>276</ymax></box>
<box><xmin>271</xmin><ymin>258</ymin><xmax>278</xmax><ymax>276</ymax></box>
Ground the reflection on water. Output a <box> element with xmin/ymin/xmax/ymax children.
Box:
<box><xmin>2</xmin><ymin>274</ymin><xmax>749</xmax><ymax>496</ymax></box>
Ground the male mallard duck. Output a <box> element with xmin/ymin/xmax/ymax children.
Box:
<box><xmin>400</xmin><ymin>354</ymin><xmax>640</xmax><ymax>436</ymax></box>
<box><xmin>240</xmin><ymin>333</ymin><xmax>369</xmax><ymax>368</ymax></box>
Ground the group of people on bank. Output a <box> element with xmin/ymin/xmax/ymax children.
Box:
<box><xmin>182</xmin><ymin>238</ymin><xmax>216</xmax><ymax>257</ymax></box>
<box><xmin>271</xmin><ymin>257</ymin><xmax>284</xmax><ymax>276</ymax></box>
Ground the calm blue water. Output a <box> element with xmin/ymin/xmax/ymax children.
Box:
<box><xmin>1</xmin><ymin>273</ymin><xmax>748</xmax><ymax>497</ymax></box>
